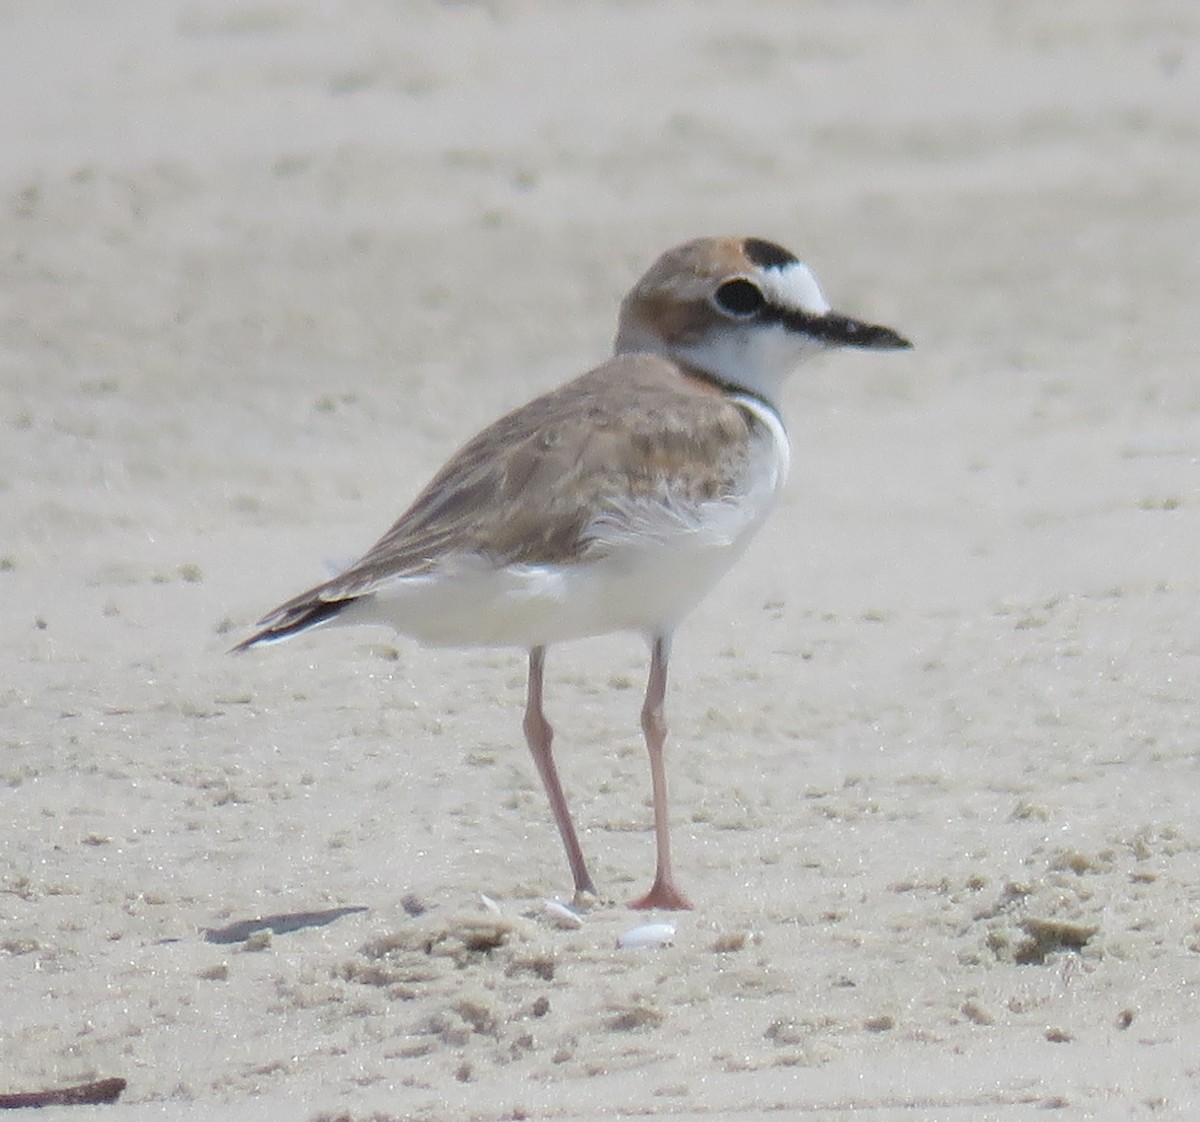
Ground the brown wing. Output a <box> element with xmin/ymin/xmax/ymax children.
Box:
<box><xmin>235</xmin><ymin>353</ymin><xmax>753</xmax><ymax>646</ymax></box>
<box><xmin>348</xmin><ymin>353</ymin><xmax>753</xmax><ymax>577</ymax></box>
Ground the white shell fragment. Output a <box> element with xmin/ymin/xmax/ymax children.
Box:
<box><xmin>543</xmin><ymin>900</ymin><xmax>585</xmax><ymax>930</ymax></box>
<box><xmin>616</xmin><ymin>922</ymin><xmax>676</xmax><ymax>949</ymax></box>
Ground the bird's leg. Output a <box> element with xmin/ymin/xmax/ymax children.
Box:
<box><xmin>629</xmin><ymin>634</ymin><xmax>694</xmax><ymax>911</ymax></box>
<box><xmin>523</xmin><ymin>646</ymin><xmax>598</xmax><ymax>903</ymax></box>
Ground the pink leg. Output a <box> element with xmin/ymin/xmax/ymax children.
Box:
<box><xmin>629</xmin><ymin>635</ymin><xmax>694</xmax><ymax>911</ymax></box>
<box><xmin>523</xmin><ymin>646</ymin><xmax>598</xmax><ymax>901</ymax></box>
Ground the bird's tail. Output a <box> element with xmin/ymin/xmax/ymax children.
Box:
<box><xmin>230</xmin><ymin>596</ymin><xmax>358</xmax><ymax>654</ymax></box>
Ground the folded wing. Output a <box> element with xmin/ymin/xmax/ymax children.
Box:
<box><xmin>233</xmin><ymin>354</ymin><xmax>754</xmax><ymax>650</ymax></box>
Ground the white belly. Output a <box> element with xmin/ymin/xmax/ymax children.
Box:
<box><xmin>344</xmin><ymin>533</ymin><xmax>746</xmax><ymax>647</ymax></box>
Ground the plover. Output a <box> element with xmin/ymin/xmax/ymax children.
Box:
<box><xmin>234</xmin><ymin>236</ymin><xmax>911</xmax><ymax>910</ymax></box>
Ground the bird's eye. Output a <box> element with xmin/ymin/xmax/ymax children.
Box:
<box><xmin>712</xmin><ymin>278</ymin><xmax>765</xmax><ymax>319</ymax></box>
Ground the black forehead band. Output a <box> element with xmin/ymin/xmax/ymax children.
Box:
<box><xmin>742</xmin><ymin>238</ymin><xmax>799</xmax><ymax>270</ymax></box>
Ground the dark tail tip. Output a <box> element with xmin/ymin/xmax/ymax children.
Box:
<box><xmin>228</xmin><ymin>598</ymin><xmax>354</xmax><ymax>655</ymax></box>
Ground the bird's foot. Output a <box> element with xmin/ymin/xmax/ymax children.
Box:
<box><xmin>629</xmin><ymin>877</ymin><xmax>694</xmax><ymax>911</ymax></box>
<box><xmin>571</xmin><ymin>886</ymin><xmax>601</xmax><ymax>911</ymax></box>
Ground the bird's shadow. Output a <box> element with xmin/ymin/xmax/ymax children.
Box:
<box><xmin>203</xmin><ymin>905</ymin><xmax>368</xmax><ymax>944</ymax></box>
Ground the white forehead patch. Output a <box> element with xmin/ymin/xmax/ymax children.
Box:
<box><xmin>758</xmin><ymin>261</ymin><xmax>831</xmax><ymax>316</ymax></box>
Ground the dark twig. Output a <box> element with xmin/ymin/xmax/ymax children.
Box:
<box><xmin>0</xmin><ymin>1077</ymin><xmax>126</xmax><ymax>1109</ymax></box>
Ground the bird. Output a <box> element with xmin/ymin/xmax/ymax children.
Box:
<box><xmin>233</xmin><ymin>236</ymin><xmax>911</xmax><ymax>910</ymax></box>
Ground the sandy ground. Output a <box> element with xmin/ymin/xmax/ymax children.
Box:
<box><xmin>4</xmin><ymin>1</ymin><xmax>1200</xmax><ymax>1118</ymax></box>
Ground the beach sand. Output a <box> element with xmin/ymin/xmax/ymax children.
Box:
<box><xmin>3</xmin><ymin>2</ymin><xmax>1200</xmax><ymax>1117</ymax></box>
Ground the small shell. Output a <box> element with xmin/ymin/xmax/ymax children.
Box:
<box><xmin>616</xmin><ymin>922</ymin><xmax>676</xmax><ymax>949</ymax></box>
<box><xmin>479</xmin><ymin>894</ymin><xmax>503</xmax><ymax>916</ymax></box>
<box><xmin>543</xmin><ymin>900</ymin><xmax>585</xmax><ymax>930</ymax></box>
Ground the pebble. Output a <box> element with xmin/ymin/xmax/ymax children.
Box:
<box><xmin>616</xmin><ymin>922</ymin><xmax>676</xmax><ymax>949</ymax></box>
